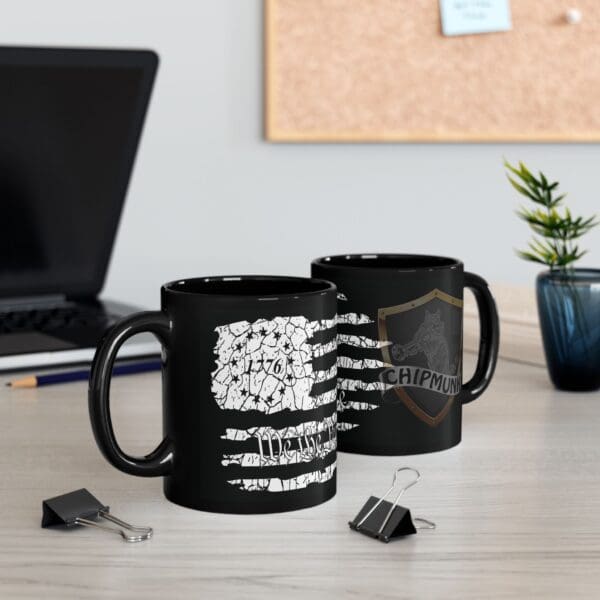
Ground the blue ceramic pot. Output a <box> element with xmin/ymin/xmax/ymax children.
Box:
<box><xmin>537</xmin><ymin>269</ymin><xmax>600</xmax><ymax>391</ymax></box>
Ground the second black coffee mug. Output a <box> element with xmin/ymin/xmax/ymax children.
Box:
<box><xmin>312</xmin><ymin>254</ymin><xmax>500</xmax><ymax>455</ymax></box>
<box><xmin>89</xmin><ymin>276</ymin><xmax>338</xmax><ymax>513</ymax></box>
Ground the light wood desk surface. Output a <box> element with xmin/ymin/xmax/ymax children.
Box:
<box><xmin>1</xmin><ymin>357</ymin><xmax>599</xmax><ymax>599</ymax></box>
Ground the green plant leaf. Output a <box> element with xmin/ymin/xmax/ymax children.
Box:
<box><xmin>518</xmin><ymin>162</ymin><xmax>540</xmax><ymax>187</ymax></box>
<box><xmin>506</xmin><ymin>176</ymin><xmax>541</xmax><ymax>203</ymax></box>
<box><xmin>505</xmin><ymin>160</ymin><xmax>597</xmax><ymax>270</ymax></box>
<box><xmin>516</xmin><ymin>249</ymin><xmax>550</xmax><ymax>266</ymax></box>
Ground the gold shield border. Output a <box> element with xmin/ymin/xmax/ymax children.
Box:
<box><xmin>377</xmin><ymin>289</ymin><xmax>463</xmax><ymax>428</ymax></box>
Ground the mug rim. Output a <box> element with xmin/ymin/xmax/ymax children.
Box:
<box><xmin>162</xmin><ymin>275</ymin><xmax>336</xmax><ymax>299</ymax></box>
<box><xmin>312</xmin><ymin>253</ymin><xmax>463</xmax><ymax>271</ymax></box>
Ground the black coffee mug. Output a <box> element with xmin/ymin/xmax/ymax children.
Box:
<box><xmin>89</xmin><ymin>276</ymin><xmax>338</xmax><ymax>513</ymax></box>
<box><xmin>312</xmin><ymin>254</ymin><xmax>499</xmax><ymax>455</ymax></box>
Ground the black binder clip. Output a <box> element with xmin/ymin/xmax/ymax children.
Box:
<box><xmin>349</xmin><ymin>467</ymin><xmax>435</xmax><ymax>543</ymax></box>
<box><xmin>42</xmin><ymin>488</ymin><xmax>153</xmax><ymax>543</ymax></box>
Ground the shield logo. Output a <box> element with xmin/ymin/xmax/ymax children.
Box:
<box><xmin>378</xmin><ymin>289</ymin><xmax>463</xmax><ymax>427</ymax></box>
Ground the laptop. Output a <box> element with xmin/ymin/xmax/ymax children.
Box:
<box><xmin>0</xmin><ymin>47</ymin><xmax>160</xmax><ymax>372</ymax></box>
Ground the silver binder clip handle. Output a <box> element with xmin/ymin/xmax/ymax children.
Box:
<box><xmin>414</xmin><ymin>517</ymin><xmax>436</xmax><ymax>530</ymax></box>
<box><xmin>75</xmin><ymin>510</ymin><xmax>153</xmax><ymax>542</ymax></box>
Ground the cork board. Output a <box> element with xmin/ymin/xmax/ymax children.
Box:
<box><xmin>265</xmin><ymin>0</ymin><xmax>600</xmax><ymax>142</ymax></box>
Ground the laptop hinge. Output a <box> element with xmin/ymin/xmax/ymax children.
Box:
<box><xmin>0</xmin><ymin>294</ymin><xmax>70</xmax><ymax>311</ymax></box>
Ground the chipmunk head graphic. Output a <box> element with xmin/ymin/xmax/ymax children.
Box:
<box><xmin>392</xmin><ymin>309</ymin><xmax>451</xmax><ymax>374</ymax></box>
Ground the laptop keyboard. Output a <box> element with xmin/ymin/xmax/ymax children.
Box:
<box><xmin>0</xmin><ymin>305</ymin><xmax>116</xmax><ymax>334</ymax></box>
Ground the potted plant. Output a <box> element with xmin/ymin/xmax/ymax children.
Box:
<box><xmin>505</xmin><ymin>160</ymin><xmax>600</xmax><ymax>391</ymax></box>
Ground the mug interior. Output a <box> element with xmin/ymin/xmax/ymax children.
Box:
<box><xmin>314</xmin><ymin>254</ymin><xmax>461</xmax><ymax>270</ymax></box>
<box><xmin>164</xmin><ymin>275</ymin><xmax>334</xmax><ymax>297</ymax></box>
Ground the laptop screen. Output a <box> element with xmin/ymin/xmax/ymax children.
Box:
<box><xmin>0</xmin><ymin>48</ymin><xmax>157</xmax><ymax>299</ymax></box>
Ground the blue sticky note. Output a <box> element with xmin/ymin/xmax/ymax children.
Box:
<box><xmin>439</xmin><ymin>0</ymin><xmax>512</xmax><ymax>36</ymax></box>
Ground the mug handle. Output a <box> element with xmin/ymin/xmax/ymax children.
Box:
<box><xmin>88</xmin><ymin>311</ymin><xmax>173</xmax><ymax>476</ymax></box>
<box><xmin>459</xmin><ymin>273</ymin><xmax>500</xmax><ymax>405</ymax></box>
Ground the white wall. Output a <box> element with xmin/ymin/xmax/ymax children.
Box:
<box><xmin>2</xmin><ymin>0</ymin><xmax>599</xmax><ymax>308</ymax></box>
